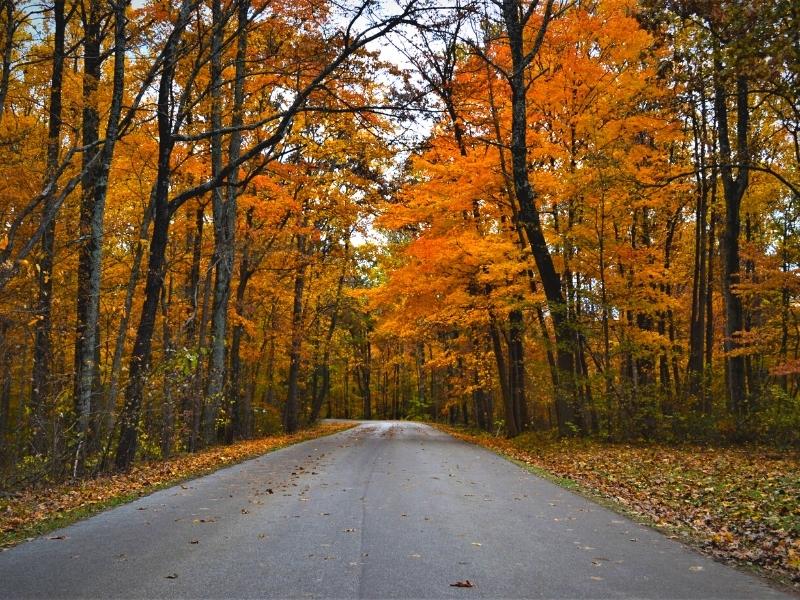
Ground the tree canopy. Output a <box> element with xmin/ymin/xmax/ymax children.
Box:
<box><xmin>0</xmin><ymin>0</ymin><xmax>798</xmax><ymax>482</ymax></box>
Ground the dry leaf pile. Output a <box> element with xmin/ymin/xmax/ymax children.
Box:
<box><xmin>443</xmin><ymin>427</ymin><xmax>800</xmax><ymax>587</ymax></box>
<box><xmin>0</xmin><ymin>423</ymin><xmax>353</xmax><ymax>545</ymax></box>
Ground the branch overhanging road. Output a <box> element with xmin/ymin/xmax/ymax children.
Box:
<box><xmin>0</xmin><ymin>422</ymin><xmax>792</xmax><ymax>599</ymax></box>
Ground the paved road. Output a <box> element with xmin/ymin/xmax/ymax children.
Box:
<box><xmin>0</xmin><ymin>422</ymin><xmax>792</xmax><ymax>599</ymax></box>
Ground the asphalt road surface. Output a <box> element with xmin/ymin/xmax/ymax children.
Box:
<box><xmin>0</xmin><ymin>422</ymin><xmax>793</xmax><ymax>599</ymax></box>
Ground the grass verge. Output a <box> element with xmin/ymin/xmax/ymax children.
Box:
<box><xmin>436</xmin><ymin>425</ymin><xmax>800</xmax><ymax>590</ymax></box>
<box><xmin>0</xmin><ymin>422</ymin><xmax>355</xmax><ymax>548</ymax></box>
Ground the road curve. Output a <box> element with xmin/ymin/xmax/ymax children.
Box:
<box><xmin>0</xmin><ymin>422</ymin><xmax>792</xmax><ymax>599</ymax></box>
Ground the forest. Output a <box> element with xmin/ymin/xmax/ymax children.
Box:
<box><xmin>0</xmin><ymin>0</ymin><xmax>798</xmax><ymax>486</ymax></box>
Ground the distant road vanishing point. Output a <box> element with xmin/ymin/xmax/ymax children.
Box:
<box><xmin>0</xmin><ymin>422</ymin><xmax>792</xmax><ymax>599</ymax></box>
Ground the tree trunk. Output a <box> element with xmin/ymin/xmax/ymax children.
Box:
<box><xmin>74</xmin><ymin>0</ymin><xmax>128</xmax><ymax>473</ymax></box>
<box><xmin>73</xmin><ymin>1</ymin><xmax>102</xmax><ymax>473</ymax></box>
<box><xmin>309</xmin><ymin>243</ymin><xmax>348</xmax><ymax>422</ymax></box>
<box><xmin>0</xmin><ymin>1</ymin><xmax>16</xmax><ymax>120</ymax></box>
<box><xmin>501</xmin><ymin>0</ymin><xmax>577</xmax><ymax>435</ymax></box>
<box><xmin>225</xmin><ymin>0</ymin><xmax>250</xmax><ymax>442</ymax></box>
<box><xmin>284</xmin><ymin>235</ymin><xmax>307</xmax><ymax>433</ymax></box>
<box><xmin>357</xmin><ymin>341</ymin><xmax>372</xmax><ymax>420</ymax></box>
<box><xmin>205</xmin><ymin>0</ymin><xmax>230</xmax><ymax>444</ymax></box>
<box><xmin>686</xmin><ymin>75</ymin><xmax>716</xmax><ymax>407</ymax></box>
<box><xmin>715</xmin><ymin>69</ymin><xmax>749</xmax><ymax>420</ymax></box>
<box><xmin>30</xmin><ymin>0</ymin><xmax>65</xmax><ymax>458</ymax></box>
<box><xmin>508</xmin><ymin>308</ymin><xmax>528</xmax><ymax>431</ymax></box>
<box><xmin>115</xmin><ymin>1</ymin><xmax>194</xmax><ymax>469</ymax></box>
<box><xmin>489</xmin><ymin>315</ymin><xmax>517</xmax><ymax>436</ymax></box>
<box><xmin>107</xmin><ymin>192</ymin><xmax>153</xmax><ymax>436</ymax></box>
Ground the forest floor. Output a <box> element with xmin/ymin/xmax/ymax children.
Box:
<box><xmin>440</xmin><ymin>426</ymin><xmax>800</xmax><ymax>589</ymax></box>
<box><xmin>0</xmin><ymin>422</ymin><xmax>355</xmax><ymax>548</ymax></box>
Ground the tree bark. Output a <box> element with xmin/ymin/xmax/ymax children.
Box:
<box><xmin>489</xmin><ymin>314</ymin><xmax>517</xmax><ymax>436</ymax></box>
<box><xmin>115</xmin><ymin>1</ymin><xmax>196</xmax><ymax>469</ymax></box>
<box><xmin>74</xmin><ymin>0</ymin><xmax>129</xmax><ymax>473</ymax></box>
<box><xmin>284</xmin><ymin>233</ymin><xmax>307</xmax><ymax>434</ymax></box>
<box><xmin>205</xmin><ymin>0</ymin><xmax>233</xmax><ymax>444</ymax></box>
<box><xmin>225</xmin><ymin>0</ymin><xmax>250</xmax><ymax>442</ymax></box>
<box><xmin>0</xmin><ymin>0</ymin><xmax>16</xmax><ymax>120</ymax></box>
<box><xmin>501</xmin><ymin>0</ymin><xmax>577</xmax><ymax>435</ymax></box>
<box><xmin>715</xmin><ymin>68</ymin><xmax>749</xmax><ymax>420</ymax></box>
<box><xmin>687</xmin><ymin>84</ymin><xmax>712</xmax><ymax>404</ymax></box>
<box><xmin>30</xmin><ymin>0</ymin><xmax>65</xmax><ymax>458</ymax></box>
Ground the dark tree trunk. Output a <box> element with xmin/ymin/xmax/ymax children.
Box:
<box><xmin>500</xmin><ymin>0</ymin><xmax>577</xmax><ymax>435</ymax></box>
<box><xmin>0</xmin><ymin>1</ymin><xmax>15</xmax><ymax>119</ymax></box>
<box><xmin>107</xmin><ymin>193</ymin><xmax>153</xmax><ymax>436</ymax></box>
<box><xmin>184</xmin><ymin>205</ymin><xmax>204</xmax><ymax>450</ymax></box>
<box><xmin>74</xmin><ymin>0</ymin><xmax>129</xmax><ymax>473</ymax></box>
<box><xmin>356</xmin><ymin>341</ymin><xmax>372</xmax><ymax>420</ymax></box>
<box><xmin>160</xmin><ymin>283</ymin><xmax>174</xmax><ymax>458</ymax></box>
<box><xmin>309</xmin><ymin>245</ymin><xmax>348</xmax><ymax>423</ymax></box>
<box><xmin>225</xmin><ymin>0</ymin><xmax>250</xmax><ymax>442</ymax></box>
<box><xmin>508</xmin><ymin>308</ymin><xmax>528</xmax><ymax>431</ymax></box>
<box><xmin>73</xmin><ymin>1</ymin><xmax>103</xmax><ymax>473</ymax></box>
<box><xmin>30</xmin><ymin>0</ymin><xmax>65</xmax><ymax>458</ymax></box>
<box><xmin>115</xmin><ymin>1</ymin><xmax>195</xmax><ymax>469</ymax></box>
<box><xmin>0</xmin><ymin>319</ymin><xmax>12</xmax><ymax>444</ymax></box>
<box><xmin>205</xmin><ymin>0</ymin><xmax>230</xmax><ymax>444</ymax></box>
<box><xmin>489</xmin><ymin>315</ymin><xmax>517</xmax><ymax>436</ymax></box>
<box><xmin>705</xmin><ymin>206</ymin><xmax>716</xmax><ymax>381</ymax></box>
<box><xmin>715</xmin><ymin>70</ymin><xmax>749</xmax><ymax>420</ymax></box>
<box><xmin>284</xmin><ymin>235</ymin><xmax>307</xmax><ymax>434</ymax></box>
<box><xmin>229</xmin><ymin>218</ymin><xmax>252</xmax><ymax>441</ymax></box>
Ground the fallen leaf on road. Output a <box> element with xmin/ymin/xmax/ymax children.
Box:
<box><xmin>48</xmin><ymin>535</ymin><xmax>66</xmax><ymax>540</ymax></box>
<box><xmin>689</xmin><ymin>566</ymin><xmax>704</xmax><ymax>572</ymax></box>
<box><xmin>471</xmin><ymin>542</ymin><xmax>481</xmax><ymax>547</ymax></box>
<box><xmin>450</xmin><ymin>580</ymin><xmax>474</xmax><ymax>588</ymax></box>
<box><xmin>165</xmin><ymin>573</ymin><xmax>178</xmax><ymax>579</ymax></box>
<box><xmin>189</xmin><ymin>539</ymin><xmax>199</xmax><ymax>544</ymax></box>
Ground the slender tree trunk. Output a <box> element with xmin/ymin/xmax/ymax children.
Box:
<box><xmin>229</xmin><ymin>221</ymin><xmax>251</xmax><ymax>440</ymax></box>
<box><xmin>0</xmin><ymin>1</ymin><xmax>15</xmax><ymax>120</ymax></box>
<box><xmin>501</xmin><ymin>0</ymin><xmax>577</xmax><ymax>435</ymax></box>
<box><xmin>715</xmin><ymin>69</ymin><xmax>749</xmax><ymax>420</ymax></box>
<box><xmin>489</xmin><ymin>315</ymin><xmax>517</xmax><ymax>436</ymax></box>
<box><xmin>205</xmin><ymin>0</ymin><xmax>230</xmax><ymax>443</ymax></box>
<box><xmin>160</xmin><ymin>282</ymin><xmax>174</xmax><ymax>458</ymax></box>
<box><xmin>74</xmin><ymin>0</ymin><xmax>129</xmax><ymax>473</ymax></box>
<box><xmin>309</xmin><ymin>245</ymin><xmax>348</xmax><ymax>422</ymax></box>
<box><xmin>222</xmin><ymin>0</ymin><xmax>250</xmax><ymax>442</ymax></box>
<box><xmin>30</xmin><ymin>0</ymin><xmax>65</xmax><ymax>458</ymax></box>
<box><xmin>107</xmin><ymin>192</ymin><xmax>153</xmax><ymax>434</ymax></box>
<box><xmin>0</xmin><ymin>320</ymin><xmax>12</xmax><ymax>446</ymax></box>
<box><xmin>508</xmin><ymin>308</ymin><xmax>528</xmax><ymax>431</ymax></box>
<box><xmin>284</xmin><ymin>234</ymin><xmax>307</xmax><ymax>433</ymax></box>
<box><xmin>705</xmin><ymin>205</ymin><xmax>716</xmax><ymax>385</ymax></box>
<box><xmin>356</xmin><ymin>341</ymin><xmax>372</xmax><ymax>419</ymax></box>
<box><xmin>73</xmin><ymin>2</ymin><xmax>102</xmax><ymax>472</ymax></box>
<box><xmin>115</xmin><ymin>1</ymin><xmax>194</xmax><ymax>469</ymax></box>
